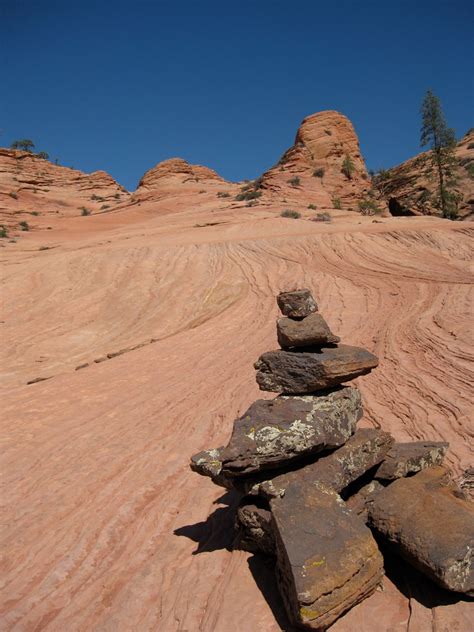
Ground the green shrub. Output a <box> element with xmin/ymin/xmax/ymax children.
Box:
<box><xmin>0</xmin><ymin>225</ymin><xmax>8</xmax><ymax>238</ymax></box>
<box><xmin>358</xmin><ymin>198</ymin><xmax>382</xmax><ymax>216</ymax></box>
<box><xmin>36</xmin><ymin>151</ymin><xmax>49</xmax><ymax>160</ymax></box>
<box><xmin>235</xmin><ymin>190</ymin><xmax>262</xmax><ymax>201</ymax></box>
<box><xmin>217</xmin><ymin>191</ymin><xmax>230</xmax><ymax>198</ymax></box>
<box><xmin>91</xmin><ymin>194</ymin><xmax>104</xmax><ymax>201</ymax></box>
<box><xmin>342</xmin><ymin>154</ymin><xmax>355</xmax><ymax>179</ymax></box>
<box><xmin>311</xmin><ymin>212</ymin><xmax>332</xmax><ymax>222</ymax></box>
<box><xmin>10</xmin><ymin>139</ymin><xmax>35</xmax><ymax>152</ymax></box>
<box><xmin>80</xmin><ymin>207</ymin><xmax>91</xmax><ymax>216</ymax></box>
<box><xmin>101</xmin><ymin>204</ymin><xmax>110</xmax><ymax>210</ymax></box>
<box><xmin>288</xmin><ymin>176</ymin><xmax>301</xmax><ymax>187</ymax></box>
<box><xmin>30</xmin><ymin>211</ymin><xmax>40</xmax><ymax>216</ymax></box>
<box><xmin>332</xmin><ymin>197</ymin><xmax>342</xmax><ymax>209</ymax></box>
<box><xmin>313</xmin><ymin>168</ymin><xmax>325</xmax><ymax>178</ymax></box>
<box><xmin>19</xmin><ymin>220</ymin><xmax>30</xmax><ymax>231</ymax></box>
<box><xmin>9</xmin><ymin>192</ymin><xmax>18</xmax><ymax>199</ymax></box>
<box><xmin>466</xmin><ymin>163</ymin><xmax>474</xmax><ymax>178</ymax></box>
<box><xmin>308</xmin><ymin>203</ymin><xmax>317</xmax><ymax>210</ymax></box>
<box><xmin>280</xmin><ymin>209</ymin><xmax>301</xmax><ymax>219</ymax></box>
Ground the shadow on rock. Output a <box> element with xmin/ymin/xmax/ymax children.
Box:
<box><xmin>174</xmin><ymin>489</ymin><xmax>241</xmax><ymax>555</ymax></box>
<box><xmin>380</xmin><ymin>542</ymin><xmax>473</xmax><ymax>609</ymax></box>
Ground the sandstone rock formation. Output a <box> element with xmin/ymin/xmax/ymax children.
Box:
<box><xmin>191</xmin><ymin>289</ymin><xmax>473</xmax><ymax>630</ymax></box>
<box><xmin>259</xmin><ymin>111</ymin><xmax>371</xmax><ymax>212</ymax></box>
<box><xmin>377</xmin><ymin>129</ymin><xmax>474</xmax><ymax>220</ymax></box>
<box><xmin>277</xmin><ymin>312</ymin><xmax>340</xmax><ymax>348</ymax></box>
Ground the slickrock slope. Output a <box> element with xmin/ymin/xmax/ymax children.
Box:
<box><xmin>0</xmin><ymin>149</ymin><xmax>130</xmax><ymax>231</ymax></box>
<box><xmin>379</xmin><ymin>129</ymin><xmax>474</xmax><ymax>220</ymax></box>
<box><xmin>1</xmin><ymin>114</ymin><xmax>473</xmax><ymax>631</ymax></box>
<box><xmin>259</xmin><ymin>111</ymin><xmax>372</xmax><ymax>212</ymax></box>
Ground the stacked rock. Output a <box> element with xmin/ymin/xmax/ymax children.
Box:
<box><xmin>190</xmin><ymin>289</ymin><xmax>473</xmax><ymax>631</ymax></box>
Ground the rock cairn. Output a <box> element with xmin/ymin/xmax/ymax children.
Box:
<box><xmin>190</xmin><ymin>289</ymin><xmax>474</xmax><ymax>630</ymax></box>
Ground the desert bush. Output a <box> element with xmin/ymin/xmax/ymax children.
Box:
<box><xmin>246</xmin><ymin>200</ymin><xmax>258</xmax><ymax>207</ymax></box>
<box><xmin>468</xmin><ymin>142</ymin><xmax>474</xmax><ymax>150</ymax></box>
<box><xmin>311</xmin><ymin>212</ymin><xmax>332</xmax><ymax>222</ymax></box>
<box><xmin>80</xmin><ymin>207</ymin><xmax>91</xmax><ymax>216</ymax></box>
<box><xmin>235</xmin><ymin>190</ymin><xmax>262</xmax><ymax>201</ymax></box>
<box><xmin>9</xmin><ymin>192</ymin><xmax>18</xmax><ymax>199</ymax></box>
<box><xmin>342</xmin><ymin>154</ymin><xmax>355</xmax><ymax>179</ymax></box>
<box><xmin>0</xmin><ymin>225</ymin><xmax>8</xmax><ymax>238</ymax></box>
<box><xmin>19</xmin><ymin>220</ymin><xmax>30</xmax><ymax>231</ymax></box>
<box><xmin>30</xmin><ymin>211</ymin><xmax>40</xmax><ymax>216</ymax></box>
<box><xmin>217</xmin><ymin>191</ymin><xmax>230</xmax><ymax>198</ymax></box>
<box><xmin>308</xmin><ymin>203</ymin><xmax>317</xmax><ymax>210</ymax></box>
<box><xmin>313</xmin><ymin>168</ymin><xmax>325</xmax><ymax>178</ymax></box>
<box><xmin>288</xmin><ymin>176</ymin><xmax>301</xmax><ymax>187</ymax></box>
<box><xmin>114</xmin><ymin>193</ymin><xmax>120</xmax><ymax>199</ymax></box>
<box><xmin>36</xmin><ymin>151</ymin><xmax>49</xmax><ymax>160</ymax></box>
<box><xmin>358</xmin><ymin>198</ymin><xmax>382</xmax><ymax>216</ymax></box>
<box><xmin>101</xmin><ymin>204</ymin><xmax>110</xmax><ymax>210</ymax></box>
<box><xmin>332</xmin><ymin>197</ymin><xmax>342</xmax><ymax>209</ymax></box>
<box><xmin>10</xmin><ymin>139</ymin><xmax>35</xmax><ymax>152</ymax></box>
<box><xmin>91</xmin><ymin>194</ymin><xmax>104</xmax><ymax>201</ymax></box>
<box><xmin>466</xmin><ymin>163</ymin><xmax>474</xmax><ymax>178</ymax></box>
<box><xmin>280</xmin><ymin>209</ymin><xmax>301</xmax><ymax>219</ymax></box>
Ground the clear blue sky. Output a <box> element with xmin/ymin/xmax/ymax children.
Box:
<box><xmin>2</xmin><ymin>0</ymin><xmax>473</xmax><ymax>191</ymax></box>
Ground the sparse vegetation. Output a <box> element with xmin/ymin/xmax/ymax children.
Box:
<box><xmin>36</xmin><ymin>151</ymin><xmax>49</xmax><ymax>160</ymax></box>
<box><xmin>101</xmin><ymin>204</ymin><xmax>110</xmax><ymax>210</ymax></box>
<box><xmin>246</xmin><ymin>200</ymin><xmax>258</xmax><ymax>207</ymax></box>
<box><xmin>342</xmin><ymin>154</ymin><xmax>355</xmax><ymax>179</ymax></box>
<box><xmin>332</xmin><ymin>197</ymin><xmax>342</xmax><ymax>209</ymax></box>
<box><xmin>114</xmin><ymin>193</ymin><xmax>120</xmax><ymax>199</ymax></box>
<box><xmin>313</xmin><ymin>168</ymin><xmax>325</xmax><ymax>178</ymax></box>
<box><xmin>10</xmin><ymin>139</ymin><xmax>35</xmax><ymax>152</ymax></box>
<box><xmin>0</xmin><ymin>225</ymin><xmax>8</xmax><ymax>238</ymax></box>
<box><xmin>280</xmin><ymin>209</ymin><xmax>301</xmax><ymax>219</ymax></box>
<box><xmin>468</xmin><ymin>143</ymin><xmax>474</xmax><ymax>150</ymax></box>
<box><xmin>308</xmin><ymin>203</ymin><xmax>317</xmax><ymax>210</ymax></box>
<box><xmin>217</xmin><ymin>191</ymin><xmax>230</xmax><ymax>198</ymax></box>
<box><xmin>91</xmin><ymin>194</ymin><xmax>104</xmax><ymax>201</ymax></box>
<box><xmin>235</xmin><ymin>190</ymin><xmax>262</xmax><ymax>201</ymax></box>
<box><xmin>466</xmin><ymin>163</ymin><xmax>474</xmax><ymax>178</ymax></box>
<box><xmin>311</xmin><ymin>212</ymin><xmax>332</xmax><ymax>222</ymax></box>
<box><xmin>30</xmin><ymin>211</ymin><xmax>40</xmax><ymax>216</ymax></box>
<box><xmin>9</xmin><ymin>192</ymin><xmax>18</xmax><ymax>199</ymax></box>
<box><xmin>39</xmin><ymin>246</ymin><xmax>50</xmax><ymax>251</ymax></box>
<box><xmin>80</xmin><ymin>207</ymin><xmax>91</xmax><ymax>216</ymax></box>
<box><xmin>358</xmin><ymin>198</ymin><xmax>382</xmax><ymax>216</ymax></box>
<box><xmin>288</xmin><ymin>176</ymin><xmax>301</xmax><ymax>187</ymax></box>
<box><xmin>19</xmin><ymin>220</ymin><xmax>30</xmax><ymax>231</ymax></box>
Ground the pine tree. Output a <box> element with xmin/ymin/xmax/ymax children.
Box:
<box><xmin>420</xmin><ymin>90</ymin><xmax>459</xmax><ymax>219</ymax></box>
<box><xmin>10</xmin><ymin>139</ymin><xmax>35</xmax><ymax>152</ymax></box>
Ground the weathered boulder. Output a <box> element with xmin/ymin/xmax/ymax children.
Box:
<box><xmin>374</xmin><ymin>440</ymin><xmax>449</xmax><ymax>480</ymax></box>
<box><xmin>276</xmin><ymin>289</ymin><xmax>318</xmax><ymax>318</ymax></box>
<box><xmin>272</xmin><ymin>482</ymin><xmax>384</xmax><ymax>630</ymax></box>
<box><xmin>236</xmin><ymin>497</ymin><xmax>274</xmax><ymax>555</ymax></box>
<box><xmin>190</xmin><ymin>387</ymin><xmax>362</xmax><ymax>483</ymax></box>
<box><xmin>250</xmin><ymin>428</ymin><xmax>393</xmax><ymax>499</ymax></box>
<box><xmin>254</xmin><ymin>345</ymin><xmax>378</xmax><ymax>394</ymax></box>
<box><xmin>277</xmin><ymin>313</ymin><xmax>340</xmax><ymax>349</ymax></box>
<box><xmin>345</xmin><ymin>480</ymin><xmax>386</xmax><ymax>521</ymax></box>
<box><xmin>368</xmin><ymin>466</ymin><xmax>474</xmax><ymax>595</ymax></box>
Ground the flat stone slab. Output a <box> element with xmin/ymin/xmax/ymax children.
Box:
<box><xmin>251</xmin><ymin>428</ymin><xmax>393</xmax><ymax>499</ymax></box>
<box><xmin>277</xmin><ymin>313</ymin><xmax>340</xmax><ymax>349</ymax></box>
<box><xmin>272</xmin><ymin>482</ymin><xmax>384</xmax><ymax>630</ymax></box>
<box><xmin>190</xmin><ymin>386</ymin><xmax>362</xmax><ymax>483</ymax></box>
<box><xmin>374</xmin><ymin>440</ymin><xmax>449</xmax><ymax>480</ymax></box>
<box><xmin>254</xmin><ymin>345</ymin><xmax>379</xmax><ymax>394</ymax></box>
<box><xmin>368</xmin><ymin>466</ymin><xmax>474</xmax><ymax>595</ymax></box>
<box><xmin>277</xmin><ymin>289</ymin><xmax>318</xmax><ymax>318</ymax></box>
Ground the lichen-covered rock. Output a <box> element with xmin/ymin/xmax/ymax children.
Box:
<box><xmin>254</xmin><ymin>345</ymin><xmax>378</xmax><ymax>394</ymax></box>
<box><xmin>374</xmin><ymin>441</ymin><xmax>449</xmax><ymax>480</ymax></box>
<box><xmin>368</xmin><ymin>466</ymin><xmax>474</xmax><ymax>595</ymax></box>
<box><xmin>276</xmin><ymin>289</ymin><xmax>318</xmax><ymax>318</ymax></box>
<box><xmin>277</xmin><ymin>313</ymin><xmax>340</xmax><ymax>349</ymax></box>
<box><xmin>272</xmin><ymin>482</ymin><xmax>384</xmax><ymax>630</ymax></box>
<box><xmin>250</xmin><ymin>428</ymin><xmax>393</xmax><ymax>499</ymax></box>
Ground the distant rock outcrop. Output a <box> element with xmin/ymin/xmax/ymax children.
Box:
<box><xmin>0</xmin><ymin>149</ymin><xmax>129</xmax><ymax>229</ymax></box>
<box><xmin>259</xmin><ymin>111</ymin><xmax>371</xmax><ymax>212</ymax></box>
<box><xmin>377</xmin><ymin>129</ymin><xmax>474</xmax><ymax>220</ymax></box>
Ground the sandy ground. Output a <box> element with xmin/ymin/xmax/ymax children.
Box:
<box><xmin>1</xmin><ymin>206</ymin><xmax>473</xmax><ymax>631</ymax></box>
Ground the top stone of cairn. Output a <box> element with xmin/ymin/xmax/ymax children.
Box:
<box><xmin>277</xmin><ymin>288</ymin><xmax>318</xmax><ymax>319</ymax></box>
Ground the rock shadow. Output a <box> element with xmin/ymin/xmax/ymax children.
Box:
<box><xmin>174</xmin><ymin>490</ymin><xmax>240</xmax><ymax>554</ymax></box>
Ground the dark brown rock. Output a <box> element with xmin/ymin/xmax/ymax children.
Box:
<box><xmin>272</xmin><ymin>481</ymin><xmax>384</xmax><ymax>630</ymax></box>
<box><xmin>368</xmin><ymin>466</ymin><xmax>474</xmax><ymax>595</ymax></box>
<box><xmin>251</xmin><ymin>428</ymin><xmax>394</xmax><ymax>499</ymax></box>
<box><xmin>277</xmin><ymin>313</ymin><xmax>340</xmax><ymax>349</ymax></box>
<box><xmin>190</xmin><ymin>387</ymin><xmax>362</xmax><ymax>485</ymax></box>
<box><xmin>254</xmin><ymin>345</ymin><xmax>378</xmax><ymax>394</ymax></box>
<box><xmin>276</xmin><ymin>289</ymin><xmax>318</xmax><ymax>318</ymax></box>
<box><xmin>235</xmin><ymin>497</ymin><xmax>274</xmax><ymax>555</ymax></box>
<box><xmin>374</xmin><ymin>440</ymin><xmax>449</xmax><ymax>480</ymax></box>
<box><xmin>345</xmin><ymin>480</ymin><xmax>385</xmax><ymax>521</ymax></box>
